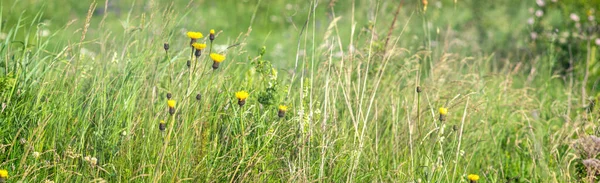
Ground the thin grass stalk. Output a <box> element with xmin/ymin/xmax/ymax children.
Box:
<box><xmin>451</xmin><ymin>97</ymin><xmax>470</xmax><ymax>181</ymax></box>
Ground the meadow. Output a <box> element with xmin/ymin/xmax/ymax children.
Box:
<box><xmin>1</xmin><ymin>0</ymin><xmax>599</xmax><ymax>182</ymax></box>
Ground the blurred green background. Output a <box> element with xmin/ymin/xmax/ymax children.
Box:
<box><xmin>3</xmin><ymin>0</ymin><xmax>598</xmax><ymax>76</ymax></box>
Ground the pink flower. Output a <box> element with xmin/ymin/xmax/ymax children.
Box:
<box><xmin>530</xmin><ymin>32</ymin><xmax>538</xmax><ymax>40</ymax></box>
<box><xmin>527</xmin><ymin>18</ymin><xmax>535</xmax><ymax>25</ymax></box>
<box><xmin>536</xmin><ymin>0</ymin><xmax>545</xmax><ymax>7</ymax></box>
<box><xmin>570</xmin><ymin>13</ymin><xmax>580</xmax><ymax>22</ymax></box>
<box><xmin>535</xmin><ymin>10</ymin><xmax>544</xmax><ymax>17</ymax></box>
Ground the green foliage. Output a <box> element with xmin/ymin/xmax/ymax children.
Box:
<box><xmin>0</xmin><ymin>73</ymin><xmax>15</xmax><ymax>94</ymax></box>
<box><xmin>250</xmin><ymin>46</ymin><xmax>280</xmax><ymax>106</ymax></box>
<box><xmin>529</xmin><ymin>0</ymin><xmax>600</xmax><ymax>91</ymax></box>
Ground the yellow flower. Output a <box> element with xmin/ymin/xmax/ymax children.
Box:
<box><xmin>210</xmin><ymin>29</ymin><xmax>215</xmax><ymax>35</ymax></box>
<box><xmin>235</xmin><ymin>91</ymin><xmax>249</xmax><ymax>101</ymax></box>
<box><xmin>167</xmin><ymin>99</ymin><xmax>176</xmax><ymax>108</ymax></box>
<box><xmin>235</xmin><ymin>91</ymin><xmax>249</xmax><ymax>107</ymax></box>
<box><xmin>192</xmin><ymin>43</ymin><xmax>206</xmax><ymax>50</ymax></box>
<box><xmin>278</xmin><ymin>105</ymin><xmax>288</xmax><ymax>112</ymax></box>
<box><xmin>0</xmin><ymin>169</ymin><xmax>8</xmax><ymax>178</ymax></box>
<box><xmin>278</xmin><ymin>105</ymin><xmax>288</xmax><ymax>118</ymax></box>
<box><xmin>467</xmin><ymin>174</ymin><xmax>480</xmax><ymax>181</ymax></box>
<box><xmin>210</xmin><ymin>53</ymin><xmax>226</xmax><ymax>63</ymax></box>
<box><xmin>439</xmin><ymin>107</ymin><xmax>448</xmax><ymax>115</ymax></box>
<box><xmin>187</xmin><ymin>31</ymin><xmax>203</xmax><ymax>39</ymax></box>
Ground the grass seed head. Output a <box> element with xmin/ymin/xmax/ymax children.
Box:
<box><xmin>32</xmin><ymin>151</ymin><xmax>40</xmax><ymax>159</ymax></box>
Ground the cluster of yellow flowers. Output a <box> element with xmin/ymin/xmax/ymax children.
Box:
<box><xmin>159</xmin><ymin>29</ymin><xmax>290</xmax><ymax>131</ymax></box>
<box><xmin>187</xmin><ymin>31</ymin><xmax>225</xmax><ymax>70</ymax></box>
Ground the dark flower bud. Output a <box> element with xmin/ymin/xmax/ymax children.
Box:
<box><xmin>159</xmin><ymin>120</ymin><xmax>166</xmax><ymax>131</ymax></box>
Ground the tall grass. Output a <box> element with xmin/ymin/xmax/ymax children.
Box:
<box><xmin>0</xmin><ymin>0</ymin><xmax>594</xmax><ymax>182</ymax></box>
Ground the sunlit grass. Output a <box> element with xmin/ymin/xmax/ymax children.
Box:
<box><xmin>0</xmin><ymin>0</ymin><xmax>596</xmax><ymax>182</ymax></box>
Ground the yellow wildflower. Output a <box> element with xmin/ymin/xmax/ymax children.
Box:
<box><xmin>186</xmin><ymin>31</ymin><xmax>203</xmax><ymax>39</ymax></box>
<box><xmin>0</xmin><ymin>169</ymin><xmax>8</xmax><ymax>178</ymax></box>
<box><xmin>210</xmin><ymin>53</ymin><xmax>226</xmax><ymax>63</ymax></box>
<box><xmin>467</xmin><ymin>174</ymin><xmax>480</xmax><ymax>182</ymax></box>
<box><xmin>167</xmin><ymin>100</ymin><xmax>176</xmax><ymax>108</ymax></box>
<box><xmin>192</xmin><ymin>43</ymin><xmax>207</xmax><ymax>50</ymax></box>
<box><xmin>235</xmin><ymin>91</ymin><xmax>249</xmax><ymax>101</ymax></box>
<box><xmin>235</xmin><ymin>91</ymin><xmax>249</xmax><ymax>107</ymax></box>
<box><xmin>278</xmin><ymin>105</ymin><xmax>288</xmax><ymax>118</ymax></box>
<box><xmin>439</xmin><ymin>107</ymin><xmax>448</xmax><ymax>115</ymax></box>
<box><xmin>278</xmin><ymin>105</ymin><xmax>288</xmax><ymax>112</ymax></box>
<box><xmin>210</xmin><ymin>53</ymin><xmax>226</xmax><ymax>69</ymax></box>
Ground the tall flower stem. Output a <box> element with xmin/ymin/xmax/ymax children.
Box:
<box><xmin>230</xmin><ymin>106</ymin><xmax>246</xmax><ymax>183</ymax></box>
<box><xmin>153</xmin><ymin>113</ymin><xmax>176</xmax><ymax>182</ymax></box>
<box><xmin>204</xmin><ymin>71</ymin><xmax>216</xmax><ymax>97</ymax></box>
<box><xmin>187</xmin><ymin>46</ymin><xmax>195</xmax><ymax>95</ymax></box>
<box><xmin>199</xmin><ymin>41</ymin><xmax>213</xmax><ymax>80</ymax></box>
